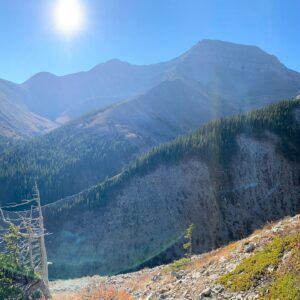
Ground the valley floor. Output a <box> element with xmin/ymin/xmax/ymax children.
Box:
<box><xmin>50</xmin><ymin>214</ymin><xmax>300</xmax><ymax>300</ymax></box>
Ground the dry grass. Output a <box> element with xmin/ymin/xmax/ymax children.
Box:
<box><xmin>187</xmin><ymin>240</ymin><xmax>238</xmax><ymax>271</ymax></box>
<box><xmin>52</xmin><ymin>286</ymin><xmax>132</xmax><ymax>300</ymax></box>
<box><xmin>251</xmin><ymin>216</ymin><xmax>300</xmax><ymax>243</ymax></box>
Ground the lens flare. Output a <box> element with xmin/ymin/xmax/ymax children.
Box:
<box><xmin>54</xmin><ymin>0</ymin><xmax>84</xmax><ymax>35</ymax></box>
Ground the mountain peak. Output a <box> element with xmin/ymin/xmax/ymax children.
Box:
<box><xmin>194</xmin><ymin>39</ymin><xmax>262</xmax><ymax>51</ymax></box>
<box><xmin>177</xmin><ymin>39</ymin><xmax>283</xmax><ymax>73</ymax></box>
<box><xmin>105</xmin><ymin>58</ymin><xmax>128</xmax><ymax>65</ymax></box>
<box><xmin>24</xmin><ymin>71</ymin><xmax>58</xmax><ymax>85</ymax></box>
<box><xmin>92</xmin><ymin>59</ymin><xmax>131</xmax><ymax>71</ymax></box>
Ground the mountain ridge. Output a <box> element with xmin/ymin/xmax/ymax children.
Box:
<box><xmin>1</xmin><ymin>39</ymin><xmax>300</xmax><ymax>123</ymax></box>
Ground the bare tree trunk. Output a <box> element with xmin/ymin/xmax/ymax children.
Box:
<box><xmin>35</xmin><ymin>183</ymin><xmax>50</xmax><ymax>299</ymax></box>
<box><xmin>27</xmin><ymin>206</ymin><xmax>34</xmax><ymax>270</ymax></box>
<box><xmin>27</xmin><ymin>225</ymin><xmax>34</xmax><ymax>270</ymax></box>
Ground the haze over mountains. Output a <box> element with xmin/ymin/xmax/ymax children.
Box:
<box><xmin>0</xmin><ymin>82</ymin><xmax>57</xmax><ymax>139</ymax></box>
<box><xmin>20</xmin><ymin>39</ymin><xmax>300</xmax><ymax>121</ymax></box>
<box><xmin>0</xmin><ymin>79</ymin><xmax>217</xmax><ymax>205</ymax></box>
<box><xmin>1</xmin><ymin>39</ymin><xmax>300</xmax><ymax>139</ymax></box>
<box><xmin>1</xmin><ymin>39</ymin><xmax>300</xmax><ymax>206</ymax></box>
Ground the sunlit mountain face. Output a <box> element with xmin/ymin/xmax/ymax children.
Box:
<box><xmin>1</xmin><ymin>40</ymin><xmax>300</xmax><ymax>127</ymax></box>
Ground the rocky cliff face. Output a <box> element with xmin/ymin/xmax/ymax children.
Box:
<box><xmin>46</xmin><ymin>132</ymin><xmax>300</xmax><ymax>278</ymax></box>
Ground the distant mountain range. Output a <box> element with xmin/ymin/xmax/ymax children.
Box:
<box><xmin>1</xmin><ymin>39</ymin><xmax>300</xmax><ymax>139</ymax></box>
<box><xmin>1</xmin><ymin>39</ymin><xmax>300</xmax><ymax>205</ymax></box>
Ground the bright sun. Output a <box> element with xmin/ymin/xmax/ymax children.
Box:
<box><xmin>54</xmin><ymin>0</ymin><xmax>84</xmax><ymax>35</ymax></box>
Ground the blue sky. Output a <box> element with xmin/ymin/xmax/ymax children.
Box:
<box><xmin>1</xmin><ymin>0</ymin><xmax>300</xmax><ymax>83</ymax></box>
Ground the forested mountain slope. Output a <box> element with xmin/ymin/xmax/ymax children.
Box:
<box><xmin>1</xmin><ymin>40</ymin><xmax>300</xmax><ymax>122</ymax></box>
<box><xmin>1</xmin><ymin>62</ymin><xmax>299</xmax><ymax>207</ymax></box>
<box><xmin>43</xmin><ymin>99</ymin><xmax>300</xmax><ymax>278</ymax></box>
<box><xmin>0</xmin><ymin>79</ymin><xmax>217</xmax><ymax>206</ymax></box>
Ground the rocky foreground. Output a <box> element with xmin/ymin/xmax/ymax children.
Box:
<box><xmin>51</xmin><ymin>214</ymin><xmax>300</xmax><ymax>300</ymax></box>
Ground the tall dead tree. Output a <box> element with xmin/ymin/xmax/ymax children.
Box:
<box><xmin>0</xmin><ymin>182</ymin><xmax>51</xmax><ymax>299</ymax></box>
<box><xmin>34</xmin><ymin>181</ymin><xmax>49</xmax><ymax>286</ymax></box>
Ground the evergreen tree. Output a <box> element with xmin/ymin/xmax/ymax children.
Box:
<box><xmin>183</xmin><ymin>223</ymin><xmax>194</xmax><ymax>258</ymax></box>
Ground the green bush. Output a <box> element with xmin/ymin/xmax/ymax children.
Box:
<box><xmin>0</xmin><ymin>253</ymin><xmax>23</xmax><ymax>300</ymax></box>
<box><xmin>0</xmin><ymin>225</ymin><xmax>38</xmax><ymax>299</ymax></box>
<box><xmin>217</xmin><ymin>233</ymin><xmax>300</xmax><ymax>299</ymax></box>
<box><xmin>165</xmin><ymin>257</ymin><xmax>191</xmax><ymax>272</ymax></box>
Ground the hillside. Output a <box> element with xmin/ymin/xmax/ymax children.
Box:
<box><xmin>1</xmin><ymin>74</ymin><xmax>299</xmax><ymax>207</ymax></box>
<box><xmin>43</xmin><ymin>99</ymin><xmax>300</xmax><ymax>278</ymax></box>
<box><xmin>1</xmin><ymin>40</ymin><xmax>300</xmax><ymax>122</ymax></box>
<box><xmin>50</xmin><ymin>214</ymin><xmax>300</xmax><ymax>300</ymax></box>
<box><xmin>0</xmin><ymin>79</ymin><xmax>218</xmax><ymax>206</ymax></box>
<box><xmin>0</xmin><ymin>92</ymin><xmax>57</xmax><ymax>139</ymax></box>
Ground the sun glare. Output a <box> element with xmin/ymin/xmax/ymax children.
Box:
<box><xmin>54</xmin><ymin>0</ymin><xmax>84</xmax><ymax>36</ymax></box>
